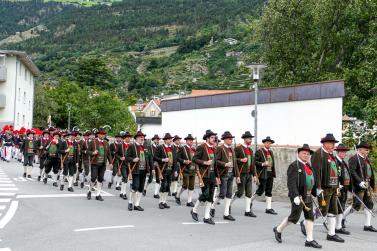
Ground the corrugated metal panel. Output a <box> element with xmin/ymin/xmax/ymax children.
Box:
<box><xmin>161</xmin><ymin>80</ymin><xmax>345</xmax><ymax>112</ymax></box>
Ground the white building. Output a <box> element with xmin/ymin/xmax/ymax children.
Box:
<box><xmin>158</xmin><ymin>80</ymin><xmax>344</xmax><ymax>146</ymax></box>
<box><xmin>0</xmin><ymin>50</ymin><xmax>40</xmax><ymax>129</ymax></box>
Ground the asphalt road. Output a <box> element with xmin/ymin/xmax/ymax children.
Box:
<box><xmin>0</xmin><ymin>159</ymin><xmax>376</xmax><ymax>251</ymax></box>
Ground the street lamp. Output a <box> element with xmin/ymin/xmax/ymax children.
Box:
<box><xmin>66</xmin><ymin>103</ymin><xmax>72</xmax><ymax>131</ymax></box>
<box><xmin>246</xmin><ymin>64</ymin><xmax>267</xmax><ymax>152</ymax></box>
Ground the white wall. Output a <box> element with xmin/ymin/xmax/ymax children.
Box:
<box><xmin>0</xmin><ymin>55</ymin><xmax>34</xmax><ymax>129</ymax></box>
<box><xmin>140</xmin><ymin>123</ymin><xmax>163</xmax><ymax>138</ymax></box>
<box><xmin>161</xmin><ymin>98</ymin><xmax>343</xmax><ymax>146</ymax></box>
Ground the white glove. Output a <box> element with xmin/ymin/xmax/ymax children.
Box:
<box><xmin>359</xmin><ymin>181</ymin><xmax>367</xmax><ymax>189</ymax></box>
<box><xmin>293</xmin><ymin>196</ymin><xmax>300</xmax><ymax>206</ymax></box>
<box><xmin>316</xmin><ymin>188</ymin><xmax>323</xmax><ymax>197</ymax></box>
<box><xmin>339</xmin><ymin>185</ymin><xmax>344</xmax><ymax>189</ymax></box>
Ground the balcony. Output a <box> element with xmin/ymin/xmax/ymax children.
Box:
<box><xmin>0</xmin><ymin>65</ymin><xmax>6</xmax><ymax>82</ymax></box>
<box><xmin>136</xmin><ymin>116</ymin><xmax>162</xmax><ymax>125</ymax></box>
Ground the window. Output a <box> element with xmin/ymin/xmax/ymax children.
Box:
<box><xmin>150</xmin><ymin>110</ymin><xmax>156</xmax><ymax>116</ymax></box>
<box><xmin>24</xmin><ymin>68</ymin><xmax>27</xmax><ymax>80</ymax></box>
<box><xmin>28</xmin><ymin>100</ymin><xmax>31</xmax><ymax>110</ymax></box>
<box><xmin>19</xmin><ymin>63</ymin><xmax>22</xmax><ymax>76</ymax></box>
<box><xmin>18</xmin><ymin>88</ymin><xmax>21</xmax><ymax>101</ymax></box>
<box><xmin>23</xmin><ymin>91</ymin><xmax>26</xmax><ymax>104</ymax></box>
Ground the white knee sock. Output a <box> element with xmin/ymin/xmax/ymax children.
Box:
<box><xmin>164</xmin><ymin>192</ymin><xmax>168</xmax><ymax>203</ymax></box>
<box><xmin>204</xmin><ymin>202</ymin><xmax>211</xmax><ymax>219</ymax></box>
<box><xmin>266</xmin><ymin>196</ymin><xmax>272</xmax><ymax>209</ymax></box>
<box><xmin>305</xmin><ymin>220</ymin><xmax>314</xmax><ymax>241</ymax></box>
<box><xmin>24</xmin><ymin>166</ymin><xmax>27</xmax><ymax>174</ymax></box>
<box><xmin>27</xmin><ymin>166</ymin><xmax>32</xmax><ymax>175</ymax></box>
<box><xmin>343</xmin><ymin>205</ymin><xmax>353</xmax><ymax>218</ymax></box>
<box><xmin>129</xmin><ymin>191</ymin><xmax>134</xmax><ymax>203</ymax></box>
<box><xmin>224</xmin><ymin>198</ymin><xmax>231</xmax><ymax>216</ymax></box>
<box><xmin>327</xmin><ymin>214</ymin><xmax>336</xmax><ymax>235</ymax></box>
<box><xmin>154</xmin><ymin>183</ymin><xmax>160</xmax><ymax>195</ymax></box>
<box><xmin>193</xmin><ymin>200</ymin><xmax>200</xmax><ymax>213</ymax></box>
<box><xmin>134</xmin><ymin>192</ymin><xmax>140</xmax><ymax>206</ymax></box>
<box><xmin>159</xmin><ymin>193</ymin><xmax>164</xmax><ymax>204</ymax></box>
<box><xmin>172</xmin><ymin>181</ymin><xmax>178</xmax><ymax>193</ymax></box>
<box><xmin>365</xmin><ymin>210</ymin><xmax>372</xmax><ymax>227</ymax></box>
<box><xmin>121</xmin><ymin>183</ymin><xmax>126</xmax><ymax>195</ymax></box>
<box><xmin>276</xmin><ymin>217</ymin><xmax>291</xmax><ymax>232</ymax></box>
<box><xmin>68</xmin><ymin>176</ymin><xmax>73</xmax><ymax>188</ymax></box>
<box><xmin>188</xmin><ymin>190</ymin><xmax>194</xmax><ymax>203</ymax></box>
<box><xmin>336</xmin><ymin>214</ymin><xmax>343</xmax><ymax>230</ymax></box>
<box><xmin>211</xmin><ymin>197</ymin><xmax>220</xmax><ymax>209</ymax></box>
<box><xmin>245</xmin><ymin>197</ymin><xmax>251</xmax><ymax>212</ymax></box>
<box><xmin>250</xmin><ymin>192</ymin><xmax>258</xmax><ymax>202</ymax></box>
<box><xmin>115</xmin><ymin>176</ymin><xmax>121</xmax><ymax>187</ymax></box>
<box><xmin>144</xmin><ymin>180</ymin><xmax>149</xmax><ymax>191</ymax></box>
<box><xmin>96</xmin><ymin>182</ymin><xmax>102</xmax><ymax>196</ymax></box>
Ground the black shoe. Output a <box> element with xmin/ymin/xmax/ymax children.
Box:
<box><xmin>119</xmin><ymin>193</ymin><xmax>123</xmax><ymax>198</ymax></box>
<box><xmin>300</xmin><ymin>220</ymin><xmax>307</xmax><ymax>236</ymax></box>
<box><xmin>159</xmin><ymin>202</ymin><xmax>165</xmax><ymax>209</ymax></box>
<box><xmin>342</xmin><ymin>219</ymin><xmax>346</xmax><ymax>229</ymax></box>
<box><xmin>57</xmin><ymin>175</ymin><xmax>60</xmax><ymax>181</ymax></box>
<box><xmin>273</xmin><ymin>227</ymin><xmax>282</xmax><ymax>243</ymax></box>
<box><xmin>80</xmin><ymin>182</ymin><xmax>84</xmax><ymax>189</ymax></box>
<box><xmin>142</xmin><ymin>190</ymin><xmax>147</xmax><ymax>196</ymax></box>
<box><xmin>128</xmin><ymin>203</ymin><xmax>133</xmax><ymax>211</ymax></box>
<box><xmin>73</xmin><ymin>181</ymin><xmax>78</xmax><ymax>187</ymax></box>
<box><xmin>108</xmin><ymin>182</ymin><xmax>112</xmax><ymax>189</ymax></box>
<box><xmin>87</xmin><ymin>191</ymin><xmax>91</xmax><ymax>200</ymax></box>
<box><xmin>186</xmin><ymin>202</ymin><xmax>195</xmax><ymax>207</ymax></box>
<box><xmin>43</xmin><ymin>178</ymin><xmax>47</xmax><ymax>184</ymax></box>
<box><xmin>210</xmin><ymin>208</ymin><xmax>215</xmax><ymax>218</ymax></box>
<box><xmin>326</xmin><ymin>234</ymin><xmax>344</xmax><ymax>243</ymax></box>
<box><xmin>244</xmin><ymin>211</ymin><xmax>257</xmax><ymax>217</ymax></box>
<box><xmin>305</xmin><ymin>240</ymin><xmax>322</xmax><ymax>248</ymax></box>
<box><xmin>191</xmin><ymin>209</ymin><xmax>199</xmax><ymax>221</ymax></box>
<box><xmin>67</xmin><ymin>187</ymin><xmax>74</xmax><ymax>192</ymax></box>
<box><xmin>172</xmin><ymin>192</ymin><xmax>177</xmax><ymax>197</ymax></box>
<box><xmin>134</xmin><ymin>205</ymin><xmax>144</xmax><ymax>211</ymax></box>
<box><xmin>60</xmin><ymin>185</ymin><xmax>64</xmax><ymax>191</ymax></box>
<box><xmin>37</xmin><ymin>176</ymin><xmax>41</xmax><ymax>181</ymax></box>
<box><xmin>163</xmin><ymin>203</ymin><xmax>170</xmax><ymax>209</ymax></box>
<box><xmin>175</xmin><ymin>197</ymin><xmax>181</xmax><ymax>205</ymax></box>
<box><xmin>53</xmin><ymin>182</ymin><xmax>58</xmax><ymax>187</ymax></box>
<box><xmin>115</xmin><ymin>186</ymin><xmax>121</xmax><ymax>191</ymax></box>
<box><xmin>122</xmin><ymin>194</ymin><xmax>128</xmax><ymax>200</ymax></box>
<box><xmin>223</xmin><ymin>215</ymin><xmax>236</xmax><ymax>221</ymax></box>
<box><xmin>64</xmin><ymin>177</ymin><xmax>68</xmax><ymax>182</ymax></box>
<box><xmin>95</xmin><ymin>195</ymin><xmax>104</xmax><ymax>201</ymax></box>
<box><xmin>265</xmin><ymin>209</ymin><xmax>278</xmax><ymax>215</ymax></box>
<box><xmin>23</xmin><ymin>173</ymin><xmax>26</xmax><ymax>178</ymax></box>
<box><xmin>154</xmin><ymin>194</ymin><xmax>160</xmax><ymax>199</ymax></box>
<box><xmin>27</xmin><ymin>175</ymin><xmax>32</xmax><ymax>179</ymax></box>
<box><xmin>336</xmin><ymin>228</ymin><xmax>350</xmax><ymax>235</ymax></box>
<box><xmin>364</xmin><ymin>225</ymin><xmax>377</xmax><ymax>232</ymax></box>
<box><xmin>203</xmin><ymin>218</ymin><xmax>215</xmax><ymax>225</ymax></box>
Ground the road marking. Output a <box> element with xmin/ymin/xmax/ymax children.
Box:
<box><xmin>0</xmin><ymin>178</ymin><xmax>10</xmax><ymax>180</ymax></box>
<box><xmin>0</xmin><ymin>199</ymin><xmax>11</xmax><ymax>203</ymax></box>
<box><xmin>0</xmin><ymin>201</ymin><xmax>18</xmax><ymax>228</ymax></box>
<box><xmin>0</xmin><ymin>248</ymin><xmax>12</xmax><ymax>251</ymax></box>
<box><xmin>0</xmin><ymin>193</ymin><xmax>15</xmax><ymax>197</ymax></box>
<box><xmin>16</xmin><ymin>193</ymin><xmax>114</xmax><ymax>199</ymax></box>
<box><xmin>13</xmin><ymin>177</ymin><xmax>26</xmax><ymax>182</ymax></box>
<box><xmin>0</xmin><ymin>206</ymin><xmax>6</xmax><ymax>210</ymax></box>
<box><xmin>0</xmin><ymin>181</ymin><xmax>12</xmax><ymax>183</ymax></box>
<box><xmin>0</xmin><ymin>188</ymin><xmax>18</xmax><ymax>191</ymax></box>
<box><xmin>84</xmin><ymin>185</ymin><xmax>114</xmax><ymax>196</ymax></box>
<box><xmin>182</xmin><ymin>221</ymin><xmax>229</xmax><ymax>225</ymax></box>
<box><xmin>0</xmin><ymin>184</ymin><xmax>15</xmax><ymax>187</ymax></box>
<box><xmin>74</xmin><ymin>225</ymin><xmax>135</xmax><ymax>232</ymax></box>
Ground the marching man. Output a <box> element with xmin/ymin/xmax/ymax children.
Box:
<box><xmin>274</xmin><ymin>144</ymin><xmax>322</xmax><ymax>248</ymax></box>
<box><xmin>87</xmin><ymin>128</ymin><xmax>113</xmax><ymax>201</ymax></box>
<box><xmin>126</xmin><ymin>131</ymin><xmax>149</xmax><ymax>211</ymax></box>
<box><xmin>253</xmin><ymin>136</ymin><xmax>278</xmax><ymax>215</ymax></box>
